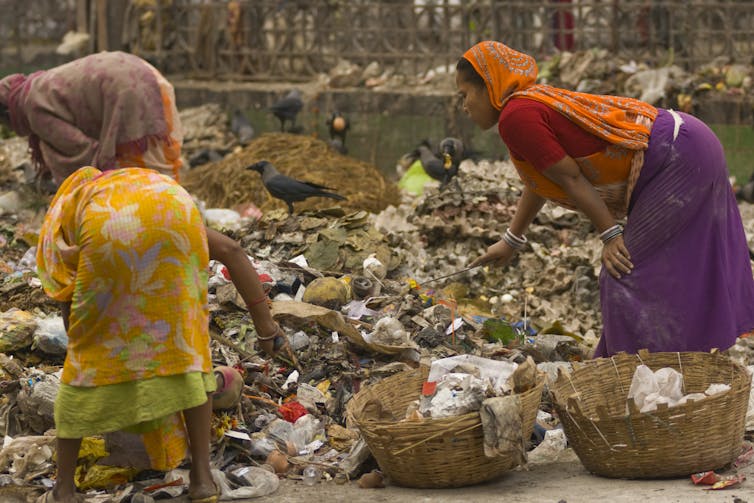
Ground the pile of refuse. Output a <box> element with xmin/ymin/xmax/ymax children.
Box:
<box><xmin>343</xmin><ymin>49</ymin><xmax>754</xmax><ymax>113</ymax></box>
<box><xmin>182</xmin><ymin>132</ymin><xmax>401</xmax><ymax>215</ymax></box>
<box><xmin>1</xmin><ymin>119</ymin><xmax>753</xmax><ymax>501</ymax></box>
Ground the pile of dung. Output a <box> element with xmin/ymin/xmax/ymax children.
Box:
<box><xmin>182</xmin><ymin>133</ymin><xmax>400</xmax><ymax>214</ymax></box>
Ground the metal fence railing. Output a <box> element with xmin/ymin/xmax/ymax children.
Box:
<box><xmin>2</xmin><ymin>1</ymin><xmax>754</xmax><ymax>81</ymax></box>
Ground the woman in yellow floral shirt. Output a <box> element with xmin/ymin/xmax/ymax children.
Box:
<box><xmin>37</xmin><ymin>167</ymin><xmax>218</xmax><ymax>503</ymax></box>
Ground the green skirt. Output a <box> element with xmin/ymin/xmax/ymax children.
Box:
<box><xmin>55</xmin><ymin>372</ymin><xmax>217</xmax><ymax>439</ymax></box>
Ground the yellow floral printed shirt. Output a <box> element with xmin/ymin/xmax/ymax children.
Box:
<box><xmin>37</xmin><ymin>167</ymin><xmax>210</xmax><ymax>387</ymax></box>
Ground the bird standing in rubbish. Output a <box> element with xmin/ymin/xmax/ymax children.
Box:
<box><xmin>438</xmin><ymin>136</ymin><xmax>465</xmax><ymax>190</ymax></box>
<box><xmin>415</xmin><ymin>139</ymin><xmax>459</xmax><ymax>190</ymax></box>
<box><xmin>326</xmin><ymin>111</ymin><xmax>350</xmax><ymax>154</ymax></box>
<box><xmin>247</xmin><ymin>160</ymin><xmax>346</xmax><ymax>215</ymax></box>
<box><xmin>439</xmin><ymin>137</ymin><xmax>464</xmax><ymax>170</ymax></box>
<box><xmin>231</xmin><ymin>108</ymin><xmax>255</xmax><ymax>145</ymax></box>
<box><xmin>269</xmin><ymin>89</ymin><xmax>303</xmax><ymax>133</ymax></box>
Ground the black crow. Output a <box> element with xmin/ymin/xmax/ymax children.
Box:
<box><xmin>231</xmin><ymin>109</ymin><xmax>255</xmax><ymax>145</ymax></box>
<box><xmin>188</xmin><ymin>148</ymin><xmax>226</xmax><ymax>168</ymax></box>
<box><xmin>247</xmin><ymin>160</ymin><xmax>346</xmax><ymax>214</ymax></box>
<box><xmin>439</xmin><ymin>137</ymin><xmax>464</xmax><ymax>170</ymax></box>
<box><xmin>415</xmin><ymin>139</ymin><xmax>459</xmax><ymax>190</ymax></box>
<box><xmin>269</xmin><ymin>89</ymin><xmax>303</xmax><ymax>132</ymax></box>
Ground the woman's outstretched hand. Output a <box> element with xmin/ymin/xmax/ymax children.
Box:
<box><xmin>256</xmin><ymin>320</ymin><xmax>282</xmax><ymax>356</ymax></box>
<box><xmin>602</xmin><ymin>235</ymin><xmax>633</xmax><ymax>279</ymax></box>
<box><xmin>469</xmin><ymin>239</ymin><xmax>517</xmax><ymax>268</ymax></box>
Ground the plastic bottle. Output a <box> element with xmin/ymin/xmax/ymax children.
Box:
<box><xmin>301</xmin><ymin>465</ymin><xmax>321</xmax><ymax>486</ymax></box>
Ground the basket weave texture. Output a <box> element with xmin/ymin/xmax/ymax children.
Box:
<box><xmin>346</xmin><ymin>365</ymin><xmax>545</xmax><ymax>488</ymax></box>
<box><xmin>549</xmin><ymin>350</ymin><xmax>751</xmax><ymax>479</ymax></box>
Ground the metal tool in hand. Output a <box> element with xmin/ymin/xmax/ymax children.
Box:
<box><xmin>420</xmin><ymin>264</ymin><xmax>482</xmax><ymax>285</ymax></box>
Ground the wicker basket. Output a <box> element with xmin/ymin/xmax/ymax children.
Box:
<box><xmin>346</xmin><ymin>365</ymin><xmax>545</xmax><ymax>488</ymax></box>
<box><xmin>549</xmin><ymin>350</ymin><xmax>751</xmax><ymax>479</ymax></box>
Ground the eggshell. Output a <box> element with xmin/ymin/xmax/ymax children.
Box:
<box><xmin>358</xmin><ymin>470</ymin><xmax>385</xmax><ymax>489</ymax></box>
<box><xmin>266</xmin><ymin>450</ymin><xmax>290</xmax><ymax>474</ymax></box>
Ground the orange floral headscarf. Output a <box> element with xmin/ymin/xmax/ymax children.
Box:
<box><xmin>463</xmin><ymin>41</ymin><xmax>658</xmax><ymax>150</ymax></box>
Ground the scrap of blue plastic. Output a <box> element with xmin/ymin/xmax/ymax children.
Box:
<box><xmin>511</xmin><ymin>320</ymin><xmax>538</xmax><ymax>336</ymax></box>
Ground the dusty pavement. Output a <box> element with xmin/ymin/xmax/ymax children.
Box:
<box><xmin>159</xmin><ymin>449</ymin><xmax>753</xmax><ymax>503</ymax></box>
<box><xmin>256</xmin><ymin>450</ymin><xmax>753</xmax><ymax>503</ymax></box>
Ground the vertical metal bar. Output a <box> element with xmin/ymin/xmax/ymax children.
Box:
<box><xmin>96</xmin><ymin>0</ymin><xmax>108</xmax><ymax>51</ymax></box>
<box><xmin>77</xmin><ymin>0</ymin><xmax>88</xmax><ymax>33</ymax></box>
<box><xmin>610</xmin><ymin>0</ymin><xmax>620</xmax><ymax>53</ymax></box>
<box><xmin>13</xmin><ymin>0</ymin><xmax>23</xmax><ymax>67</ymax></box>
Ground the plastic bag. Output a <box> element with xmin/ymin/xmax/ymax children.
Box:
<box><xmin>427</xmin><ymin>355</ymin><xmax>517</xmax><ymax>395</ymax></box>
<box><xmin>288</xmin><ymin>414</ymin><xmax>324</xmax><ymax>453</ymax></box>
<box><xmin>167</xmin><ymin>467</ymin><xmax>278</xmax><ymax>500</ymax></box>
<box><xmin>422</xmin><ymin>373</ymin><xmax>487</xmax><ymax>418</ymax></box>
<box><xmin>627</xmin><ymin>365</ymin><xmax>684</xmax><ymax>413</ymax></box>
<box><xmin>32</xmin><ymin>315</ymin><xmax>68</xmax><ymax>355</ymax></box>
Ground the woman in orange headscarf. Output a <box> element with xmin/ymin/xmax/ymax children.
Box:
<box><xmin>457</xmin><ymin>41</ymin><xmax>754</xmax><ymax>357</ymax></box>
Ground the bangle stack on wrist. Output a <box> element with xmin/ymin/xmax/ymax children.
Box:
<box><xmin>503</xmin><ymin>227</ymin><xmax>528</xmax><ymax>251</ymax></box>
<box><xmin>257</xmin><ymin>323</ymin><xmax>282</xmax><ymax>342</ymax></box>
<box><xmin>599</xmin><ymin>224</ymin><xmax>623</xmax><ymax>244</ymax></box>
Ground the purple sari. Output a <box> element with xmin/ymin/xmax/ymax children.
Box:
<box><xmin>595</xmin><ymin>109</ymin><xmax>754</xmax><ymax>356</ymax></box>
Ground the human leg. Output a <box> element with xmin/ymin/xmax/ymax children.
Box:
<box><xmin>183</xmin><ymin>395</ymin><xmax>217</xmax><ymax>501</ymax></box>
<box><xmin>51</xmin><ymin>437</ymin><xmax>82</xmax><ymax>502</ymax></box>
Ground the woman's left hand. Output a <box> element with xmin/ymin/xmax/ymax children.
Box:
<box><xmin>602</xmin><ymin>235</ymin><xmax>633</xmax><ymax>279</ymax></box>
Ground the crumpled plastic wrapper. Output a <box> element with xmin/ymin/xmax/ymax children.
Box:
<box><xmin>364</xmin><ymin>317</ymin><xmax>410</xmax><ymax>346</ymax></box>
<box><xmin>420</xmin><ymin>373</ymin><xmax>486</xmax><ymax>418</ymax></box>
<box><xmin>527</xmin><ymin>428</ymin><xmax>568</xmax><ymax>464</ymax></box>
<box><xmin>627</xmin><ymin>365</ymin><xmax>731</xmax><ymax>413</ymax></box>
<box><xmin>427</xmin><ymin>354</ymin><xmax>517</xmax><ymax>395</ymax></box>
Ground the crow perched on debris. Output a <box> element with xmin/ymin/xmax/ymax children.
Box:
<box><xmin>247</xmin><ymin>160</ymin><xmax>346</xmax><ymax>214</ymax></box>
<box><xmin>439</xmin><ymin>137</ymin><xmax>464</xmax><ymax>170</ymax></box>
<box><xmin>269</xmin><ymin>89</ymin><xmax>303</xmax><ymax>132</ymax></box>
<box><xmin>326</xmin><ymin>111</ymin><xmax>350</xmax><ymax>154</ymax></box>
<box><xmin>231</xmin><ymin>109</ymin><xmax>255</xmax><ymax>145</ymax></box>
<box><xmin>414</xmin><ymin>139</ymin><xmax>460</xmax><ymax>190</ymax></box>
<box><xmin>188</xmin><ymin>148</ymin><xmax>226</xmax><ymax>168</ymax></box>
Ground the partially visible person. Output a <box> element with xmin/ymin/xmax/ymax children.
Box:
<box><xmin>456</xmin><ymin>41</ymin><xmax>754</xmax><ymax>357</ymax></box>
<box><xmin>36</xmin><ymin>167</ymin><xmax>218</xmax><ymax>503</ymax></box>
<box><xmin>0</xmin><ymin>51</ymin><xmax>183</xmax><ymax>184</ymax></box>
<box><xmin>0</xmin><ymin>51</ymin><xmax>291</xmax><ymax>358</ymax></box>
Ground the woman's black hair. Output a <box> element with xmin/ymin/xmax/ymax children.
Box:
<box><xmin>456</xmin><ymin>57</ymin><xmax>486</xmax><ymax>89</ymax></box>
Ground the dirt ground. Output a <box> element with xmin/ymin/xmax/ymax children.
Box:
<box><xmin>157</xmin><ymin>448</ymin><xmax>752</xmax><ymax>503</ymax></box>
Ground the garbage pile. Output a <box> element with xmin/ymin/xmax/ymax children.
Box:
<box><xmin>340</xmin><ymin>49</ymin><xmax>753</xmax><ymax>114</ymax></box>
<box><xmin>182</xmin><ymin>132</ymin><xmax>401</xmax><ymax>215</ymax></box>
<box><xmin>1</xmin><ymin>123</ymin><xmax>753</xmax><ymax>501</ymax></box>
<box><xmin>533</xmin><ymin>50</ymin><xmax>753</xmax><ymax>112</ymax></box>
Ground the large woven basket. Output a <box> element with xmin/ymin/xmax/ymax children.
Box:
<box><xmin>346</xmin><ymin>365</ymin><xmax>545</xmax><ymax>488</ymax></box>
<box><xmin>549</xmin><ymin>350</ymin><xmax>751</xmax><ymax>479</ymax></box>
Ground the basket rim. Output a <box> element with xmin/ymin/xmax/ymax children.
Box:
<box><xmin>350</xmin><ymin>368</ymin><xmax>546</xmax><ymax>431</ymax></box>
<box><xmin>550</xmin><ymin>350</ymin><xmax>751</xmax><ymax>421</ymax></box>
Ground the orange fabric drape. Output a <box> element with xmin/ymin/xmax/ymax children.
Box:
<box><xmin>463</xmin><ymin>41</ymin><xmax>658</xmax><ymax>150</ymax></box>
